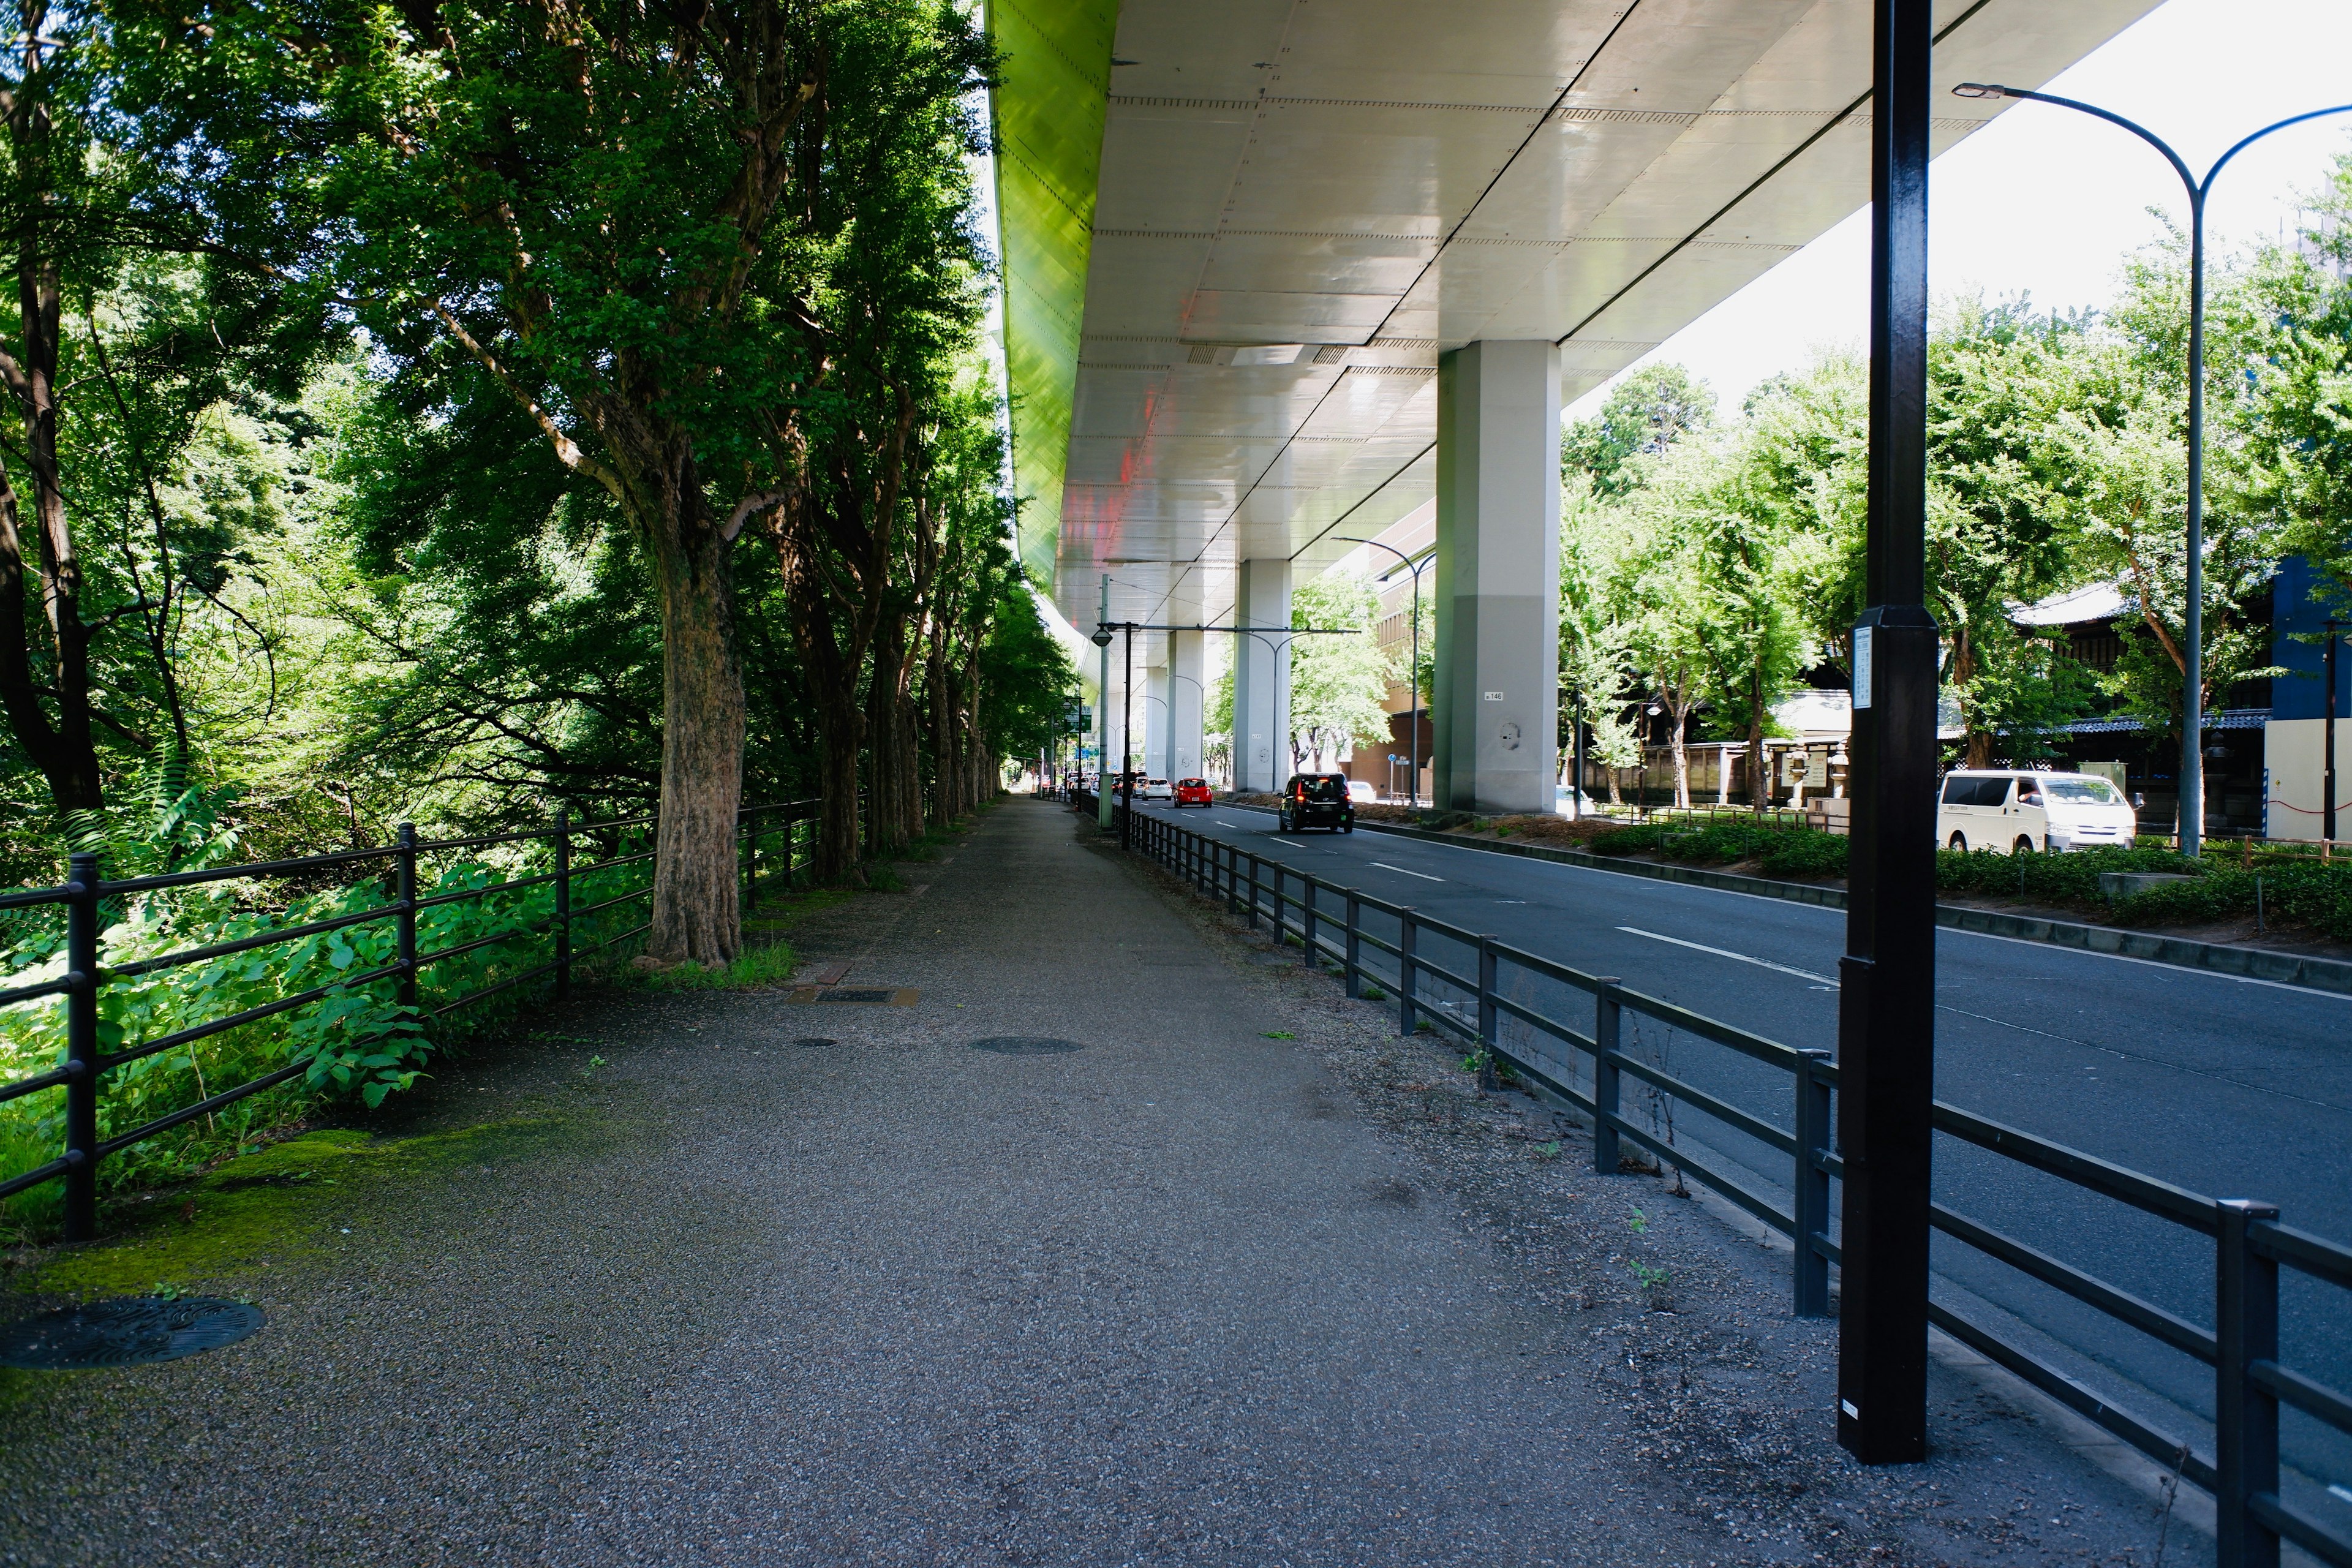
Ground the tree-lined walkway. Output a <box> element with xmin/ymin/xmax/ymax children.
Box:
<box><xmin>0</xmin><ymin>801</ymin><xmax>2171</xmax><ymax>1565</ymax></box>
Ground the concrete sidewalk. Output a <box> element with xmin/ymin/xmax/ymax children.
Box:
<box><xmin>0</xmin><ymin>799</ymin><xmax>2182</xmax><ymax>1566</ymax></box>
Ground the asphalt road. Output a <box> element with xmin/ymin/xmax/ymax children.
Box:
<box><xmin>1127</xmin><ymin>797</ymin><xmax>2352</xmax><ymax>1512</ymax></box>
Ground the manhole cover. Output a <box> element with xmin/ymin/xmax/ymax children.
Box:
<box><xmin>0</xmin><ymin>1297</ymin><xmax>266</xmax><ymax>1370</ymax></box>
<box><xmin>971</xmin><ymin>1036</ymin><xmax>1085</xmax><ymax>1054</ymax></box>
<box><xmin>794</xmin><ymin>1036</ymin><xmax>837</xmax><ymax>1049</ymax></box>
<box><xmin>787</xmin><ymin>987</ymin><xmax>918</xmax><ymax>1006</ymax></box>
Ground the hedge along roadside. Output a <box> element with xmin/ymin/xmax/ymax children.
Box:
<box><xmin>0</xmin><ymin>804</ymin><xmax>813</xmax><ymax>1237</ymax></box>
<box><xmin>1208</xmin><ymin>802</ymin><xmax>2352</xmax><ymax>998</ymax></box>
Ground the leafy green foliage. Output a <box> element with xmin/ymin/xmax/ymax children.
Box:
<box><xmin>1289</xmin><ymin>573</ymin><xmax>1397</xmax><ymax>770</ymax></box>
<box><xmin>1563</xmin><ymin>364</ymin><xmax>1716</xmax><ymax>500</ymax></box>
<box><xmin>1583</xmin><ymin>818</ymin><xmax>2352</xmax><ymax>941</ymax></box>
<box><xmin>0</xmin><ymin>840</ymin><xmax>657</xmax><ymax>1231</ymax></box>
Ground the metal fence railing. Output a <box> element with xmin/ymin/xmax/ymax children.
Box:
<box><xmin>1117</xmin><ymin>802</ymin><xmax>2352</xmax><ymax>1568</ymax></box>
<box><xmin>0</xmin><ymin>799</ymin><xmax>816</xmax><ymax>1242</ymax></box>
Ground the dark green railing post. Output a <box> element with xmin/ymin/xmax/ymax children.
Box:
<box><xmin>742</xmin><ymin>812</ymin><xmax>758</xmax><ymax>914</ymax></box>
<box><xmin>1476</xmin><ymin>937</ymin><xmax>1499</xmax><ymax>1091</ymax></box>
<box><xmin>554</xmin><ymin>809</ymin><xmax>573</xmax><ymax>1005</ymax></box>
<box><xmin>62</xmin><ymin>850</ymin><xmax>100</xmax><ymax>1243</ymax></box>
<box><xmin>395</xmin><ymin>823</ymin><xmax>418</xmax><ymax>1012</ymax></box>
<box><xmin>1795</xmin><ymin>1048</ymin><xmax>1834</xmax><ymax>1317</ymax></box>
<box><xmin>1397</xmin><ymin>910</ymin><xmax>1418</xmax><ymax>1035</ymax></box>
<box><xmin>1343</xmin><ymin>890</ymin><xmax>1362</xmax><ymax>997</ymax></box>
<box><xmin>1593</xmin><ymin>981</ymin><xmax>1623</xmax><ymax>1174</ymax></box>
<box><xmin>2216</xmin><ymin>1198</ymin><xmax>2282</xmax><ymax>1568</ymax></box>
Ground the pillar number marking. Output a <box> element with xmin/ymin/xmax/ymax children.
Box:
<box><xmin>1482</xmin><ymin>691</ymin><xmax>1504</xmax><ymax>701</ymax></box>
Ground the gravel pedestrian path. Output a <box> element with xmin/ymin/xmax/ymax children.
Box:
<box><xmin>0</xmin><ymin>800</ymin><xmax>2187</xmax><ymax>1566</ymax></box>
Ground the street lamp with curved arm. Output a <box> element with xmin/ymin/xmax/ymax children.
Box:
<box><xmin>1341</xmin><ymin>537</ymin><xmax>1435</xmax><ymax>806</ymax></box>
<box><xmin>1953</xmin><ymin>83</ymin><xmax>2352</xmax><ymax>854</ymax></box>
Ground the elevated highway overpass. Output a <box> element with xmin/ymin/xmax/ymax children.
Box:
<box><xmin>987</xmin><ymin>0</ymin><xmax>2160</xmax><ymax>800</ymax></box>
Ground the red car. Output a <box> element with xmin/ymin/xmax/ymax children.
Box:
<box><xmin>1172</xmin><ymin>777</ymin><xmax>1213</xmax><ymax>807</ymax></box>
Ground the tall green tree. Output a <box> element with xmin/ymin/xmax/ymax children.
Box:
<box><xmin>2233</xmin><ymin>152</ymin><xmax>2352</xmax><ymax>612</ymax></box>
<box><xmin>1562</xmin><ymin>362</ymin><xmax>1715</xmax><ymax>501</ymax></box>
<box><xmin>1286</xmin><ymin>573</ymin><xmax>1393</xmax><ymax>771</ymax></box>
<box><xmin>121</xmin><ymin>0</ymin><xmax>851</xmax><ymax>960</ymax></box>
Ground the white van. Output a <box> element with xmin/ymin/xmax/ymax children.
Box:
<box><xmin>1936</xmin><ymin>769</ymin><xmax>2138</xmax><ymax>854</ymax></box>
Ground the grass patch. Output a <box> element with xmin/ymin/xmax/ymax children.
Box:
<box><xmin>611</xmin><ymin>941</ymin><xmax>799</xmax><ymax>993</ymax></box>
<box><xmin>745</xmin><ymin>886</ymin><xmax>854</xmax><ymax>932</ymax></box>
<box><xmin>17</xmin><ymin>1114</ymin><xmax>574</xmax><ymax>1298</ymax></box>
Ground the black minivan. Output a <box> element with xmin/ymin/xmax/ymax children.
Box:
<box><xmin>1277</xmin><ymin>773</ymin><xmax>1355</xmax><ymax>834</ymax></box>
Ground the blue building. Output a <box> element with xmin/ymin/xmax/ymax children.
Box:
<box><xmin>2266</xmin><ymin>556</ymin><xmax>2351</xmax><ymax>842</ymax></box>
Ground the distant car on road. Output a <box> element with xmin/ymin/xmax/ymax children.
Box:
<box><xmin>1140</xmin><ymin>777</ymin><xmax>1172</xmax><ymax>801</ymax></box>
<box><xmin>1278</xmin><ymin>773</ymin><xmax>1355</xmax><ymax>834</ymax></box>
<box><xmin>1936</xmin><ymin>768</ymin><xmax>2139</xmax><ymax>854</ymax></box>
<box><xmin>1172</xmin><ymin>777</ymin><xmax>1213</xmax><ymax>807</ymax></box>
<box><xmin>1346</xmin><ymin>780</ymin><xmax>1379</xmax><ymax>804</ymax></box>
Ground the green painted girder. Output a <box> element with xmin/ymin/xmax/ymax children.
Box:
<box><xmin>986</xmin><ymin>0</ymin><xmax>1118</xmax><ymax>586</ymax></box>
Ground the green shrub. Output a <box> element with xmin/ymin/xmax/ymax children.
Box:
<box><xmin>2109</xmin><ymin>858</ymin><xmax>2352</xmax><ymax>940</ymax></box>
<box><xmin>0</xmin><ymin>840</ymin><xmax>657</xmax><ymax>1233</ymax></box>
<box><xmin>1754</xmin><ymin>831</ymin><xmax>1849</xmax><ymax>879</ymax></box>
<box><xmin>1932</xmin><ymin>843</ymin><xmax>2196</xmax><ymax>903</ymax></box>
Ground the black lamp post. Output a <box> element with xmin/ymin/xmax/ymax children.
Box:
<box><xmin>1953</xmin><ymin>83</ymin><xmax>2352</xmax><ymax>856</ymax></box>
<box><xmin>1340</xmin><ymin>537</ymin><xmax>1433</xmax><ymax>806</ymax></box>
<box><xmin>1090</xmin><ymin>622</ymin><xmax>1116</xmax><ymax>833</ymax></box>
<box><xmin>1839</xmin><ymin>0</ymin><xmax>1939</xmax><ymax>1468</ymax></box>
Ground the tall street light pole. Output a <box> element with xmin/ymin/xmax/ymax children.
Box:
<box><xmin>1095</xmin><ymin>576</ymin><xmax>1114</xmax><ymax>831</ymax></box>
<box><xmin>1121</xmin><ymin>620</ymin><xmax>1137</xmax><ymax>849</ymax></box>
<box><xmin>1839</xmin><ymin>0</ymin><xmax>1938</xmax><ymax>1468</ymax></box>
<box><xmin>1340</xmin><ymin>537</ymin><xmax>1433</xmax><ymax>806</ymax></box>
<box><xmin>1953</xmin><ymin>84</ymin><xmax>2352</xmax><ymax>857</ymax></box>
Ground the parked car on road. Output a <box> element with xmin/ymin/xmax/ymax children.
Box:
<box><xmin>1346</xmin><ymin>780</ymin><xmax>1379</xmax><ymax>804</ymax></box>
<box><xmin>1173</xmin><ymin>777</ymin><xmax>1213</xmax><ymax>807</ymax></box>
<box><xmin>1936</xmin><ymin>768</ymin><xmax>2139</xmax><ymax>854</ymax></box>
<box><xmin>1278</xmin><ymin>773</ymin><xmax>1355</xmax><ymax>834</ymax></box>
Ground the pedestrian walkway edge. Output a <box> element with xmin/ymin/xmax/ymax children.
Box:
<box><xmin>1207</xmin><ymin>801</ymin><xmax>2352</xmax><ymax>998</ymax></box>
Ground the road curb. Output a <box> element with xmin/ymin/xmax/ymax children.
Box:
<box><xmin>1208</xmin><ymin>801</ymin><xmax>2352</xmax><ymax>998</ymax></box>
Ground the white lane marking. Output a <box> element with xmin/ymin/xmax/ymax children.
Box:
<box><xmin>1217</xmin><ymin>801</ymin><xmax>2352</xmax><ymax>1002</ymax></box>
<box><xmin>1616</xmin><ymin>926</ymin><xmax>1838</xmax><ymax>987</ymax></box>
<box><xmin>1945</xmin><ymin>925</ymin><xmax>2352</xmax><ymax>1001</ymax></box>
<box><xmin>1370</xmin><ymin>862</ymin><xmax>1445</xmax><ymax>882</ymax></box>
<box><xmin>1932</xmin><ymin>1003</ymin><xmax>2352</xmax><ymax>1112</ymax></box>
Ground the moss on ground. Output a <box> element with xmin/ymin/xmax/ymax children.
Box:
<box><xmin>15</xmin><ymin>1114</ymin><xmax>572</xmax><ymax>1300</ymax></box>
<box><xmin>743</xmin><ymin>887</ymin><xmax>853</xmax><ymax>932</ymax></box>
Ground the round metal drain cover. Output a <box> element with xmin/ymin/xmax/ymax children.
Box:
<box><xmin>794</xmin><ymin>1036</ymin><xmax>837</xmax><ymax>1049</ymax></box>
<box><xmin>971</xmin><ymin>1036</ymin><xmax>1085</xmax><ymax>1055</ymax></box>
<box><xmin>0</xmin><ymin>1297</ymin><xmax>266</xmax><ymax>1370</ymax></box>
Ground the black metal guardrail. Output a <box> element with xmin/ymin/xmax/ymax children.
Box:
<box><xmin>1117</xmin><ymin>802</ymin><xmax>2352</xmax><ymax>1568</ymax></box>
<box><xmin>0</xmin><ymin>799</ymin><xmax>816</xmax><ymax>1243</ymax></box>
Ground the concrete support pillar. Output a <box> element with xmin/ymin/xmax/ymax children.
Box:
<box><xmin>1233</xmin><ymin>558</ymin><xmax>1292</xmax><ymax>793</ymax></box>
<box><xmin>1144</xmin><ymin>665</ymin><xmax>1169</xmax><ymax>778</ymax></box>
<box><xmin>1434</xmin><ymin>339</ymin><xmax>1560</xmax><ymax>816</ymax></box>
<box><xmin>1168</xmin><ymin>628</ymin><xmax>1205</xmax><ymax>780</ymax></box>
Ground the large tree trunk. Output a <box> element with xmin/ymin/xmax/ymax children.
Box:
<box><xmin>1747</xmin><ymin>670</ymin><xmax>1768</xmax><ymax>818</ymax></box>
<box><xmin>894</xmin><ymin>680</ymin><xmax>922</xmax><ymax>840</ymax></box>
<box><xmin>815</xmin><ymin>683</ymin><xmax>862</xmax><ymax>881</ymax></box>
<box><xmin>924</xmin><ymin>634</ymin><xmax>952</xmax><ymax>831</ymax></box>
<box><xmin>645</xmin><ymin>480</ymin><xmax>745</xmax><ymax>965</ymax></box>
<box><xmin>0</xmin><ymin>73</ymin><xmax>101</xmax><ymax>818</ymax></box>
<box><xmin>962</xmin><ymin>641</ymin><xmax>987</xmax><ymax>809</ymax></box>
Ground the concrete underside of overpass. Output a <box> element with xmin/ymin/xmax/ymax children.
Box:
<box><xmin>989</xmin><ymin>0</ymin><xmax>2161</xmax><ymax>805</ymax></box>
